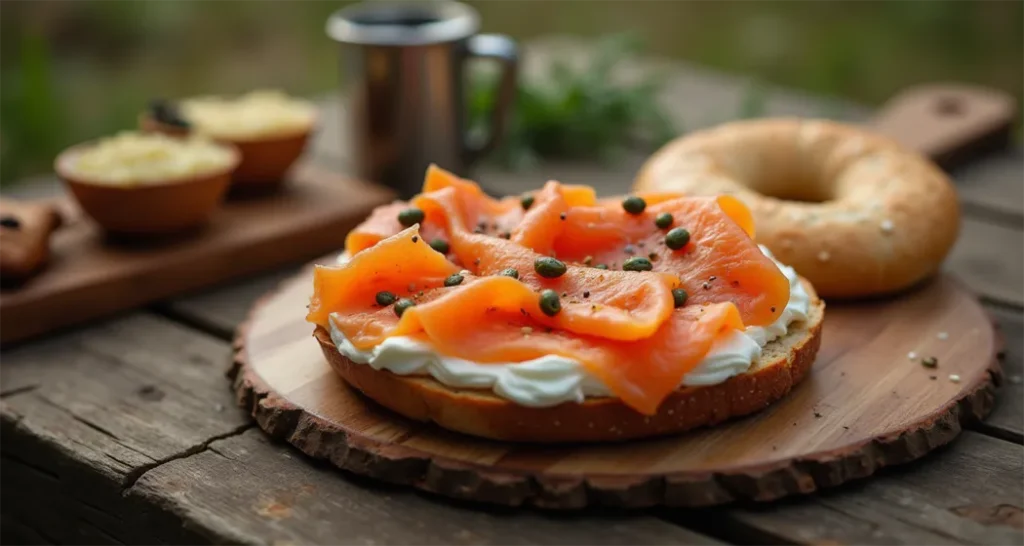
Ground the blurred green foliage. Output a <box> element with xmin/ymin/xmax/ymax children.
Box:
<box><xmin>470</xmin><ymin>34</ymin><xmax>677</xmax><ymax>170</ymax></box>
<box><xmin>0</xmin><ymin>0</ymin><xmax>1021</xmax><ymax>185</ymax></box>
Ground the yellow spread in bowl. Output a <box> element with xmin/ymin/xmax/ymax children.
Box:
<box><xmin>180</xmin><ymin>90</ymin><xmax>316</xmax><ymax>141</ymax></box>
<box><xmin>70</xmin><ymin>132</ymin><xmax>236</xmax><ymax>186</ymax></box>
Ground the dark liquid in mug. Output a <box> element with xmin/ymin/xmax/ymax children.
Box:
<box><xmin>349</xmin><ymin>11</ymin><xmax>439</xmax><ymax>27</ymax></box>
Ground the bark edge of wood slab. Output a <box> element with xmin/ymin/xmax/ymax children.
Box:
<box><xmin>231</xmin><ymin>269</ymin><xmax>1002</xmax><ymax>509</ymax></box>
<box><xmin>869</xmin><ymin>83</ymin><xmax>1017</xmax><ymax>170</ymax></box>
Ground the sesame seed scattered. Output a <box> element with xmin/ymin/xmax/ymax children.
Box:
<box><xmin>949</xmin><ymin>374</ymin><xmax>961</xmax><ymax>383</ymax></box>
<box><xmin>880</xmin><ymin>219</ymin><xmax>894</xmax><ymax>233</ymax></box>
<box><xmin>667</xmin><ymin>409</ymin><xmax>674</xmax><ymax>415</ymax></box>
<box><xmin>521</xmin><ymin>326</ymin><xmax>533</xmax><ymax>335</ymax></box>
<box><xmin>588</xmin><ymin>423</ymin><xmax>594</xmax><ymax>428</ymax></box>
<box><xmin>937</xmin><ymin>331</ymin><xmax>949</xmax><ymax>340</ymax></box>
<box><xmin>553</xmin><ymin>420</ymin><xmax>560</xmax><ymax>426</ymax></box>
<box><xmin>908</xmin><ymin>351</ymin><xmax>918</xmax><ymax>360</ymax></box>
<box><xmin>817</xmin><ymin>250</ymin><xmax>831</xmax><ymax>262</ymax></box>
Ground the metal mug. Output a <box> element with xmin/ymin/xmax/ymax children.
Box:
<box><xmin>326</xmin><ymin>1</ymin><xmax>518</xmax><ymax>198</ymax></box>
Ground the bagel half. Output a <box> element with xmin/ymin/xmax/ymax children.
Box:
<box><xmin>314</xmin><ymin>279</ymin><xmax>824</xmax><ymax>443</ymax></box>
<box><xmin>634</xmin><ymin>118</ymin><xmax>960</xmax><ymax>299</ymax></box>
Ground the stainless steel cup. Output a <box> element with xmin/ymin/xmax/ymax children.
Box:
<box><xmin>326</xmin><ymin>1</ymin><xmax>518</xmax><ymax>198</ymax></box>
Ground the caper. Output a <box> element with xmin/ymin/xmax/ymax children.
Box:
<box><xmin>443</xmin><ymin>273</ymin><xmax>464</xmax><ymax>287</ymax></box>
<box><xmin>654</xmin><ymin>212</ymin><xmax>673</xmax><ymax>229</ymax></box>
<box><xmin>0</xmin><ymin>215</ymin><xmax>21</xmax><ymax>230</ymax></box>
<box><xmin>499</xmin><ymin>268</ymin><xmax>520</xmax><ymax>279</ymax></box>
<box><xmin>622</xmin><ymin>196</ymin><xmax>646</xmax><ymax>215</ymax></box>
<box><xmin>622</xmin><ymin>256</ymin><xmax>653</xmax><ymax>271</ymax></box>
<box><xmin>397</xmin><ymin>207</ymin><xmax>425</xmax><ymax>227</ymax></box>
<box><xmin>672</xmin><ymin>288</ymin><xmax>688</xmax><ymax>308</ymax></box>
<box><xmin>539</xmin><ymin>289</ymin><xmax>561</xmax><ymax>316</ymax></box>
<box><xmin>521</xmin><ymin>194</ymin><xmax>535</xmax><ymax>210</ymax></box>
<box><xmin>394</xmin><ymin>298</ymin><xmax>416</xmax><ymax>317</ymax></box>
<box><xmin>375</xmin><ymin>290</ymin><xmax>397</xmax><ymax>306</ymax></box>
<box><xmin>429</xmin><ymin>238</ymin><xmax>449</xmax><ymax>254</ymax></box>
<box><xmin>665</xmin><ymin>227</ymin><xmax>691</xmax><ymax>250</ymax></box>
<box><xmin>534</xmin><ymin>256</ymin><xmax>567</xmax><ymax>278</ymax></box>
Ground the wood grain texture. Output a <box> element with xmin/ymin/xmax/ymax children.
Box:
<box><xmin>129</xmin><ymin>428</ymin><xmax>721</xmax><ymax>545</ymax></box>
<box><xmin>948</xmin><ymin>217</ymin><xmax>1024</xmax><ymax>307</ymax></box>
<box><xmin>233</xmin><ymin>268</ymin><xmax>1000</xmax><ymax>508</ymax></box>
<box><xmin>0</xmin><ymin>163</ymin><xmax>393</xmax><ymax>345</ymax></box>
<box><xmin>666</xmin><ymin>431</ymin><xmax>1022</xmax><ymax>545</ymax></box>
<box><xmin>0</xmin><ymin>312</ymin><xmax>252</xmax><ymax>544</ymax></box>
<box><xmin>978</xmin><ymin>307</ymin><xmax>1023</xmax><ymax>443</ymax></box>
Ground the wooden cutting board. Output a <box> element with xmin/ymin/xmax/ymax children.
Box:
<box><xmin>0</xmin><ymin>163</ymin><xmax>393</xmax><ymax>345</ymax></box>
<box><xmin>232</xmin><ymin>269</ymin><xmax>1001</xmax><ymax>508</ymax></box>
<box><xmin>227</xmin><ymin>83</ymin><xmax>1015</xmax><ymax>508</ymax></box>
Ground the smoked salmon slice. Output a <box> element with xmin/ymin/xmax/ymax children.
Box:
<box><xmin>309</xmin><ymin>226</ymin><xmax>742</xmax><ymax>414</ymax></box>
<box><xmin>310</xmin><ymin>165</ymin><xmax>791</xmax><ymax>414</ymax></box>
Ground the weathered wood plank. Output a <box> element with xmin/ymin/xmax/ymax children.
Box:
<box><xmin>662</xmin><ymin>431</ymin><xmax>1023</xmax><ymax>545</ymax></box>
<box><xmin>0</xmin><ymin>312</ymin><xmax>251</xmax><ymax>544</ymax></box>
<box><xmin>128</xmin><ymin>428</ymin><xmax>721</xmax><ymax>545</ymax></box>
<box><xmin>978</xmin><ymin>307</ymin><xmax>1024</xmax><ymax>443</ymax></box>
<box><xmin>952</xmin><ymin>148</ymin><xmax>1024</xmax><ymax>224</ymax></box>
<box><xmin>154</xmin><ymin>266</ymin><xmax>300</xmax><ymax>340</ymax></box>
<box><xmin>0</xmin><ymin>311</ymin><xmax>718</xmax><ymax>544</ymax></box>
<box><xmin>948</xmin><ymin>217</ymin><xmax>1024</xmax><ymax>307</ymax></box>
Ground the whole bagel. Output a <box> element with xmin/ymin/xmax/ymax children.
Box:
<box><xmin>635</xmin><ymin>119</ymin><xmax>960</xmax><ymax>298</ymax></box>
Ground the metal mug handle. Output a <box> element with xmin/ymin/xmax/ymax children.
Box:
<box><xmin>463</xmin><ymin>33</ymin><xmax>518</xmax><ymax>166</ymax></box>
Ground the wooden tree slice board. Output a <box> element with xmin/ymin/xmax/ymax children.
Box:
<box><xmin>0</xmin><ymin>163</ymin><xmax>393</xmax><ymax>345</ymax></box>
<box><xmin>232</xmin><ymin>268</ymin><xmax>1001</xmax><ymax>509</ymax></box>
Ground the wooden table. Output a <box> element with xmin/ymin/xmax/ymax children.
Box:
<box><xmin>2</xmin><ymin>39</ymin><xmax>1022</xmax><ymax>545</ymax></box>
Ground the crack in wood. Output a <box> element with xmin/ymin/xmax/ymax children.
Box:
<box><xmin>0</xmin><ymin>384</ymin><xmax>40</xmax><ymax>399</ymax></box>
<box><xmin>151</xmin><ymin>304</ymin><xmax>236</xmax><ymax>342</ymax></box>
<box><xmin>970</xmin><ymin>422</ymin><xmax>1024</xmax><ymax>445</ymax></box>
<box><xmin>1</xmin><ymin>450</ymin><xmax>61</xmax><ymax>482</ymax></box>
<box><xmin>120</xmin><ymin>423</ymin><xmax>254</xmax><ymax>491</ymax></box>
<box><xmin>33</xmin><ymin>393</ymin><xmax>159</xmax><ymax>463</ymax></box>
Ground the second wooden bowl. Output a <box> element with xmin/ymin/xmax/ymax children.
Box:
<box><xmin>140</xmin><ymin>113</ymin><xmax>312</xmax><ymax>190</ymax></box>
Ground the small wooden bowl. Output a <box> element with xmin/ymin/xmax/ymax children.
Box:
<box><xmin>55</xmin><ymin>141</ymin><xmax>240</xmax><ymax>236</ymax></box>
<box><xmin>140</xmin><ymin>113</ymin><xmax>313</xmax><ymax>190</ymax></box>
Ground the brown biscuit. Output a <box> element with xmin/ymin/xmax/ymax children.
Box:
<box><xmin>0</xmin><ymin>199</ymin><xmax>62</xmax><ymax>283</ymax></box>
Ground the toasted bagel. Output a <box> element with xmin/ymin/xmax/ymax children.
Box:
<box><xmin>315</xmin><ymin>279</ymin><xmax>824</xmax><ymax>443</ymax></box>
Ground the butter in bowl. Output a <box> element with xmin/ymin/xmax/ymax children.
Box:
<box><xmin>55</xmin><ymin>131</ymin><xmax>240</xmax><ymax>236</ymax></box>
<box><xmin>140</xmin><ymin>90</ymin><xmax>316</xmax><ymax>190</ymax></box>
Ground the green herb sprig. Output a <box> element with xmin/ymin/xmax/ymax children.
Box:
<box><xmin>469</xmin><ymin>34</ymin><xmax>678</xmax><ymax>170</ymax></box>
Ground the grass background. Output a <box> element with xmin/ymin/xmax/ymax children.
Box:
<box><xmin>1</xmin><ymin>0</ymin><xmax>1021</xmax><ymax>184</ymax></box>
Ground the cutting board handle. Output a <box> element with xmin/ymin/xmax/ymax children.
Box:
<box><xmin>869</xmin><ymin>83</ymin><xmax>1017</xmax><ymax>170</ymax></box>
